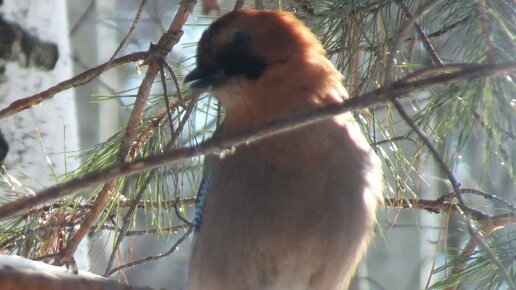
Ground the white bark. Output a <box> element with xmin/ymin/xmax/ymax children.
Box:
<box><xmin>0</xmin><ymin>0</ymin><xmax>89</xmax><ymax>270</ymax></box>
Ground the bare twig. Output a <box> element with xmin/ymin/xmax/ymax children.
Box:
<box><xmin>415</xmin><ymin>16</ymin><xmax>469</xmax><ymax>40</ymax></box>
<box><xmin>70</xmin><ymin>0</ymin><xmax>96</xmax><ymax>36</ymax></box>
<box><xmin>460</xmin><ymin>189</ymin><xmax>515</xmax><ymax>210</ymax></box>
<box><xmin>106</xmin><ymin>226</ymin><xmax>193</xmax><ymax>277</ymax></box>
<box><xmin>440</xmin><ymin>188</ymin><xmax>515</xmax><ymax>211</ymax></box>
<box><xmin>394</xmin><ymin>0</ymin><xmax>444</xmax><ymax>66</ymax></box>
<box><xmin>477</xmin><ymin>0</ymin><xmax>495</xmax><ymax>63</ymax></box>
<box><xmin>385</xmin><ymin>0</ymin><xmax>443</xmax><ymax>86</ymax></box>
<box><xmin>0</xmin><ymin>52</ymin><xmax>146</xmax><ymax>120</ymax></box>
<box><xmin>120</xmin><ymin>197</ymin><xmax>196</xmax><ymax>209</ymax></box>
<box><xmin>0</xmin><ymin>62</ymin><xmax>514</xmax><ymax>219</ymax></box>
<box><xmin>162</xmin><ymin>60</ymin><xmax>184</xmax><ymax>103</ymax></box>
<box><xmin>160</xmin><ymin>66</ymin><xmax>176</xmax><ymax>134</ymax></box>
<box><xmin>103</xmin><ymin>175</ymin><xmax>152</xmax><ymax>274</ymax></box>
<box><xmin>100</xmin><ymin>224</ymin><xmax>189</xmax><ymax>236</ymax></box>
<box><xmin>174</xmin><ymin>197</ymin><xmax>193</xmax><ymax>226</ymax></box>
<box><xmin>109</xmin><ymin>0</ymin><xmax>148</xmax><ymax>63</ymax></box>
<box><xmin>370</xmin><ymin>135</ymin><xmax>417</xmax><ymax>147</ymax></box>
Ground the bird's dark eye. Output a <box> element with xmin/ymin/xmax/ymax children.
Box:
<box><xmin>217</xmin><ymin>29</ymin><xmax>266</xmax><ymax>80</ymax></box>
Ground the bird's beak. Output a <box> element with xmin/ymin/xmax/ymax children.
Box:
<box><xmin>184</xmin><ymin>66</ymin><xmax>226</xmax><ymax>89</ymax></box>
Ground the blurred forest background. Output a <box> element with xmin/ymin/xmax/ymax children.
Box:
<box><xmin>0</xmin><ymin>0</ymin><xmax>514</xmax><ymax>289</ymax></box>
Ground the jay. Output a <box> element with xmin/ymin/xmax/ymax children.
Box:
<box><xmin>185</xmin><ymin>10</ymin><xmax>383</xmax><ymax>290</ymax></box>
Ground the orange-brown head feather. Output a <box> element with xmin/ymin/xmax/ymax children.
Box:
<box><xmin>186</xmin><ymin>10</ymin><xmax>348</xmax><ymax>132</ymax></box>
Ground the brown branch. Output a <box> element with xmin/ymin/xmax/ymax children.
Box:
<box><xmin>0</xmin><ymin>51</ymin><xmax>146</xmax><ymax>120</ymax></box>
<box><xmin>477</xmin><ymin>0</ymin><xmax>495</xmax><ymax>63</ymax></box>
<box><xmin>162</xmin><ymin>61</ymin><xmax>184</xmax><ymax>104</ymax></box>
<box><xmin>0</xmin><ymin>62</ymin><xmax>514</xmax><ymax>220</ymax></box>
<box><xmin>385</xmin><ymin>197</ymin><xmax>516</xmax><ymax>224</ymax></box>
<box><xmin>120</xmin><ymin>197</ymin><xmax>196</xmax><ymax>208</ymax></box>
<box><xmin>100</xmin><ymin>224</ymin><xmax>189</xmax><ymax>236</ymax></box>
<box><xmin>106</xmin><ymin>226</ymin><xmax>193</xmax><ymax>277</ymax></box>
<box><xmin>385</xmin><ymin>0</ymin><xmax>443</xmax><ymax>86</ymax></box>
<box><xmin>370</xmin><ymin>135</ymin><xmax>417</xmax><ymax>147</ymax></box>
<box><xmin>109</xmin><ymin>0</ymin><xmax>148</xmax><ymax>63</ymax></box>
<box><xmin>414</xmin><ymin>16</ymin><xmax>469</xmax><ymax>40</ymax></box>
<box><xmin>394</xmin><ymin>0</ymin><xmax>444</xmax><ymax>66</ymax></box>
<box><xmin>160</xmin><ymin>66</ymin><xmax>175</xmax><ymax>134</ymax></box>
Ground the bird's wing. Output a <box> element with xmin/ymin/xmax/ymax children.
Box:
<box><xmin>193</xmin><ymin>126</ymin><xmax>223</xmax><ymax>231</ymax></box>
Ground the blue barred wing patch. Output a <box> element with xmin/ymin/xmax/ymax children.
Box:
<box><xmin>193</xmin><ymin>170</ymin><xmax>212</xmax><ymax>231</ymax></box>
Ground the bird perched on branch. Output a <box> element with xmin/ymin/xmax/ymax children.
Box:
<box><xmin>185</xmin><ymin>10</ymin><xmax>383</xmax><ymax>290</ymax></box>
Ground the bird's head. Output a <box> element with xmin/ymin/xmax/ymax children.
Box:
<box><xmin>185</xmin><ymin>10</ymin><xmax>347</xmax><ymax>131</ymax></box>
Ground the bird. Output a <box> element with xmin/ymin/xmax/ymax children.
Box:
<box><xmin>184</xmin><ymin>10</ymin><xmax>383</xmax><ymax>290</ymax></box>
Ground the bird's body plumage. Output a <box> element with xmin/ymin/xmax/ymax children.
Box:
<box><xmin>186</xmin><ymin>10</ymin><xmax>383</xmax><ymax>290</ymax></box>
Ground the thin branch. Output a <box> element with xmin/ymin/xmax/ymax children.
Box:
<box><xmin>415</xmin><ymin>16</ymin><xmax>469</xmax><ymax>40</ymax></box>
<box><xmin>461</xmin><ymin>189</ymin><xmax>515</xmax><ymax>210</ymax></box>
<box><xmin>106</xmin><ymin>226</ymin><xmax>193</xmax><ymax>277</ymax></box>
<box><xmin>173</xmin><ymin>197</ymin><xmax>193</xmax><ymax>227</ymax></box>
<box><xmin>72</xmin><ymin>56</ymin><xmax>118</xmax><ymax>95</ymax></box>
<box><xmin>477</xmin><ymin>0</ymin><xmax>495</xmax><ymax>63</ymax></box>
<box><xmin>120</xmin><ymin>197</ymin><xmax>196</xmax><ymax>208</ymax></box>
<box><xmin>69</xmin><ymin>0</ymin><xmax>96</xmax><ymax>36</ymax></box>
<box><xmin>0</xmin><ymin>62</ymin><xmax>514</xmax><ymax>219</ymax></box>
<box><xmin>162</xmin><ymin>60</ymin><xmax>184</xmax><ymax>104</ymax></box>
<box><xmin>385</xmin><ymin>0</ymin><xmax>443</xmax><ymax>86</ymax></box>
<box><xmin>109</xmin><ymin>0</ymin><xmax>148</xmax><ymax>63</ymax></box>
<box><xmin>394</xmin><ymin>0</ymin><xmax>444</xmax><ymax>66</ymax></box>
<box><xmin>440</xmin><ymin>188</ymin><xmax>515</xmax><ymax>211</ymax></box>
<box><xmin>398</xmin><ymin>64</ymin><xmax>473</xmax><ymax>82</ymax></box>
<box><xmin>104</xmin><ymin>175</ymin><xmax>152</xmax><ymax>274</ymax></box>
<box><xmin>100</xmin><ymin>224</ymin><xmax>189</xmax><ymax>236</ymax></box>
<box><xmin>160</xmin><ymin>66</ymin><xmax>175</xmax><ymax>134</ymax></box>
<box><xmin>0</xmin><ymin>52</ymin><xmax>146</xmax><ymax>120</ymax></box>
<box><xmin>370</xmin><ymin>135</ymin><xmax>417</xmax><ymax>147</ymax></box>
